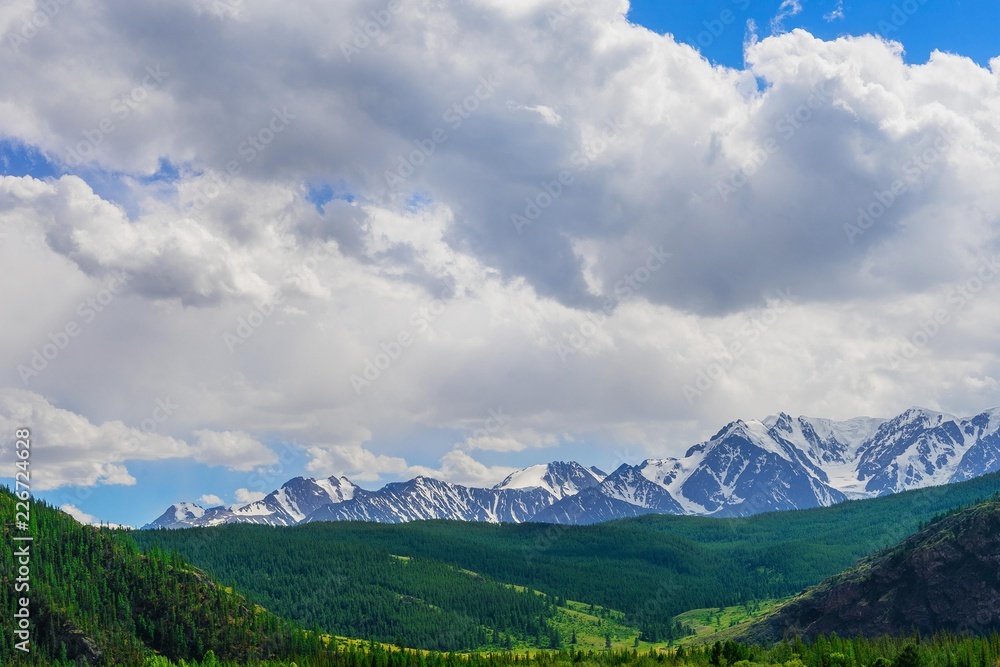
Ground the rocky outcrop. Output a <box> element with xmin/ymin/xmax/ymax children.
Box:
<box><xmin>740</xmin><ymin>499</ymin><xmax>1000</xmax><ymax>642</ymax></box>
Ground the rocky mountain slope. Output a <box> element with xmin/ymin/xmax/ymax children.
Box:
<box><xmin>739</xmin><ymin>497</ymin><xmax>1000</xmax><ymax>641</ymax></box>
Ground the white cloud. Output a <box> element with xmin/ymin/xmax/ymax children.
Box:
<box><xmin>824</xmin><ymin>1</ymin><xmax>845</xmax><ymax>21</ymax></box>
<box><xmin>192</xmin><ymin>430</ymin><xmax>277</xmax><ymax>471</ymax></box>
<box><xmin>234</xmin><ymin>487</ymin><xmax>267</xmax><ymax>504</ymax></box>
<box><xmin>0</xmin><ymin>390</ymin><xmax>277</xmax><ymax>489</ymax></box>
<box><xmin>305</xmin><ymin>443</ymin><xmax>412</xmax><ymax>482</ymax></box>
<box><xmin>61</xmin><ymin>504</ymin><xmax>98</xmax><ymax>524</ymax></box>
<box><xmin>771</xmin><ymin>0</ymin><xmax>804</xmax><ymax>34</ymax></box>
<box><xmin>199</xmin><ymin>493</ymin><xmax>225</xmax><ymax>506</ymax></box>
<box><xmin>411</xmin><ymin>450</ymin><xmax>517</xmax><ymax>488</ymax></box>
<box><xmin>0</xmin><ymin>1</ymin><xmax>999</xmax><ymax>492</ymax></box>
<box><xmin>61</xmin><ymin>503</ymin><xmax>126</xmax><ymax>528</ymax></box>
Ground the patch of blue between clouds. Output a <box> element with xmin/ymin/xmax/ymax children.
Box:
<box><xmin>627</xmin><ymin>0</ymin><xmax>999</xmax><ymax>70</ymax></box>
<box><xmin>306</xmin><ymin>182</ymin><xmax>357</xmax><ymax>213</ymax></box>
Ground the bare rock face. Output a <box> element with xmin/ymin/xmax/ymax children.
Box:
<box><xmin>740</xmin><ymin>500</ymin><xmax>1000</xmax><ymax>642</ymax></box>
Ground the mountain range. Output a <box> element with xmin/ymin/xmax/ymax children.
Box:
<box><xmin>144</xmin><ymin>406</ymin><xmax>1000</xmax><ymax>529</ymax></box>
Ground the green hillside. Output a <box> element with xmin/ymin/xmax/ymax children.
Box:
<box><xmin>135</xmin><ymin>522</ymin><xmax>562</xmax><ymax>652</ymax></box>
<box><xmin>135</xmin><ymin>472</ymin><xmax>1000</xmax><ymax>650</ymax></box>
<box><xmin>0</xmin><ymin>486</ymin><xmax>327</xmax><ymax>666</ymax></box>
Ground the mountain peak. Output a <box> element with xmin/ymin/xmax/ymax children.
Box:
<box><xmin>494</xmin><ymin>461</ymin><xmax>604</xmax><ymax>500</ymax></box>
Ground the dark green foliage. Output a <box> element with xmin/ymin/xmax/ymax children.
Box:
<box><xmin>0</xmin><ymin>487</ymin><xmax>328</xmax><ymax>666</ymax></box>
<box><xmin>134</xmin><ymin>472</ymin><xmax>1000</xmax><ymax>649</ymax></box>
<box><xmin>134</xmin><ymin>523</ymin><xmax>557</xmax><ymax>652</ymax></box>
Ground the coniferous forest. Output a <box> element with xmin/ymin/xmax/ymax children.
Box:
<box><xmin>4</xmin><ymin>476</ymin><xmax>1000</xmax><ymax>665</ymax></box>
<box><xmin>133</xmin><ymin>471</ymin><xmax>1000</xmax><ymax>649</ymax></box>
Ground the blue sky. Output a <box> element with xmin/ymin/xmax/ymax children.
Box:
<box><xmin>628</xmin><ymin>0</ymin><xmax>999</xmax><ymax>69</ymax></box>
<box><xmin>3</xmin><ymin>0</ymin><xmax>1000</xmax><ymax>527</ymax></box>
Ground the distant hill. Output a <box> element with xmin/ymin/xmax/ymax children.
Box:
<box><xmin>739</xmin><ymin>496</ymin><xmax>1000</xmax><ymax>642</ymax></box>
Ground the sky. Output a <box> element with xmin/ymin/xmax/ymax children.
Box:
<box><xmin>0</xmin><ymin>0</ymin><xmax>999</xmax><ymax>527</ymax></box>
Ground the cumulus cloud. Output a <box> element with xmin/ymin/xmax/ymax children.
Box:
<box><xmin>191</xmin><ymin>430</ymin><xmax>277</xmax><ymax>471</ymax></box>
<box><xmin>305</xmin><ymin>443</ymin><xmax>516</xmax><ymax>488</ymax></box>
<box><xmin>198</xmin><ymin>493</ymin><xmax>225</xmax><ymax>506</ymax></box>
<box><xmin>61</xmin><ymin>504</ymin><xmax>98</xmax><ymax>524</ymax></box>
<box><xmin>410</xmin><ymin>450</ymin><xmax>517</xmax><ymax>488</ymax></box>
<box><xmin>0</xmin><ymin>0</ymin><xmax>999</xmax><ymax>495</ymax></box>
<box><xmin>61</xmin><ymin>504</ymin><xmax>127</xmax><ymax>528</ymax></box>
<box><xmin>234</xmin><ymin>488</ymin><xmax>267</xmax><ymax>504</ymax></box>
<box><xmin>0</xmin><ymin>390</ymin><xmax>276</xmax><ymax>489</ymax></box>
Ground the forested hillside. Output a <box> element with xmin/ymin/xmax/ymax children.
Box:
<box><xmin>136</xmin><ymin>471</ymin><xmax>1000</xmax><ymax>648</ymax></box>
<box><xmin>739</xmin><ymin>495</ymin><xmax>1000</xmax><ymax>641</ymax></box>
<box><xmin>0</xmin><ymin>487</ymin><xmax>326</xmax><ymax>665</ymax></box>
<box><xmin>135</xmin><ymin>523</ymin><xmax>562</xmax><ymax>652</ymax></box>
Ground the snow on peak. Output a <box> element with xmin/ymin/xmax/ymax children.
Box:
<box><xmin>315</xmin><ymin>475</ymin><xmax>356</xmax><ymax>503</ymax></box>
<box><xmin>497</xmin><ymin>464</ymin><xmax>549</xmax><ymax>490</ymax></box>
<box><xmin>172</xmin><ymin>502</ymin><xmax>206</xmax><ymax>521</ymax></box>
<box><xmin>494</xmin><ymin>461</ymin><xmax>601</xmax><ymax>500</ymax></box>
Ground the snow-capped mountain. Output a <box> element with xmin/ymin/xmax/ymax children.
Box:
<box><xmin>494</xmin><ymin>462</ymin><xmax>606</xmax><ymax>499</ymax></box>
<box><xmin>143</xmin><ymin>475</ymin><xmax>357</xmax><ymax>528</ymax></box>
<box><xmin>143</xmin><ymin>408</ymin><xmax>1000</xmax><ymax>529</ymax></box>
